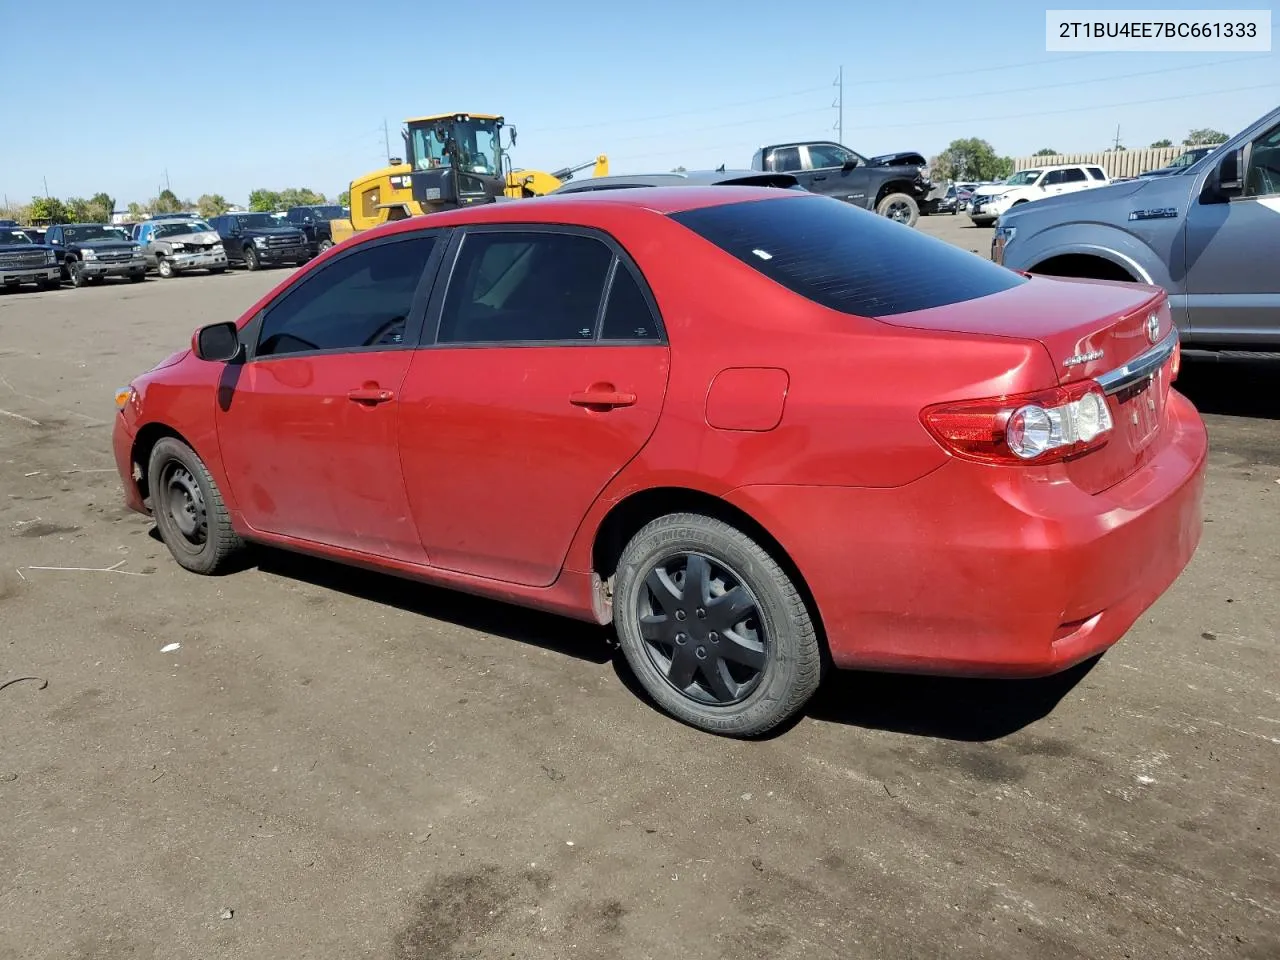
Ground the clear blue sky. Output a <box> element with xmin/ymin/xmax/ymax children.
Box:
<box><xmin>2</xmin><ymin>1</ymin><xmax>1277</xmax><ymax>207</ymax></box>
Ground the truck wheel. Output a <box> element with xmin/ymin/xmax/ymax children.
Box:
<box><xmin>243</xmin><ymin>246</ymin><xmax>260</xmax><ymax>271</ymax></box>
<box><xmin>318</xmin><ymin>239</ymin><xmax>334</xmax><ymax>254</ymax></box>
<box><xmin>69</xmin><ymin>260</ymin><xmax>86</xmax><ymax>287</ymax></box>
<box><xmin>876</xmin><ymin>192</ymin><xmax>919</xmax><ymax>227</ymax></box>
<box><xmin>157</xmin><ymin>257</ymin><xmax>174</xmax><ymax>278</ymax></box>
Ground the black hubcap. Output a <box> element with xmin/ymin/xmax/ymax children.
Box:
<box><xmin>637</xmin><ymin>552</ymin><xmax>768</xmax><ymax>706</ymax></box>
<box><xmin>886</xmin><ymin>201</ymin><xmax>911</xmax><ymax>222</ymax></box>
<box><xmin>162</xmin><ymin>462</ymin><xmax>207</xmax><ymax>548</ymax></box>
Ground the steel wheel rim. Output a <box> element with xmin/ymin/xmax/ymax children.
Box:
<box><xmin>636</xmin><ymin>551</ymin><xmax>769</xmax><ymax>706</ymax></box>
<box><xmin>160</xmin><ymin>460</ymin><xmax>207</xmax><ymax>550</ymax></box>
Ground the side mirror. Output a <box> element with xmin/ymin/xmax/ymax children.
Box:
<box><xmin>1217</xmin><ymin>147</ymin><xmax>1244</xmax><ymax>194</ymax></box>
<box><xmin>193</xmin><ymin>321</ymin><xmax>243</xmax><ymax>363</ymax></box>
<box><xmin>841</xmin><ymin>158</ymin><xmax>858</xmax><ymax>171</ymax></box>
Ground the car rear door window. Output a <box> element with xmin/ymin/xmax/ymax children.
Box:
<box><xmin>1062</xmin><ymin>168</ymin><xmax>1087</xmax><ymax>183</ymax></box>
<box><xmin>767</xmin><ymin>147</ymin><xmax>802</xmax><ymax>172</ymax></box>
<box><xmin>436</xmin><ymin>231</ymin><xmax>613</xmax><ymax>344</ymax></box>
<box><xmin>1087</xmin><ymin>166</ymin><xmax>1107</xmax><ymax>180</ymax></box>
<box><xmin>669</xmin><ymin>194</ymin><xmax>1025</xmax><ymax>316</ymax></box>
<box><xmin>255</xmin><ymin>235</ymin><xmax>436</xmax><ymax>357</ymax></box>
<box><xmin>600</xmin><ymin>263</ymin><xmax>661</xmax><ymax>341</ymax></box>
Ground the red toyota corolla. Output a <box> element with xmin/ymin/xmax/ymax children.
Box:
<box><xmin>112</xmin><ymin>187</ymin><xmax>1207</xmax><ymax>736</ymax></box>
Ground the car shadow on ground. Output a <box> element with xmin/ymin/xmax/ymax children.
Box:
<box><xmin>1176</xmin><ymin>358</ymin><xmax>1280</xmax><ymax>420</ymax></box>
<box><xmin>189</xmin><ymin>542</ymin><xmax>1096</xmax><ymax>743</ymax></box>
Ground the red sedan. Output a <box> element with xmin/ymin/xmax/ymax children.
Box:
<box><xmin>112</xmin><ymin>187</ymin><xmax>1207</xmax><ymax>737</ymax></box>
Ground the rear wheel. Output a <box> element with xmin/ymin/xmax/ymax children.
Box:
<box><xmin>612</xmin><ymin>513</ymin><xmax>822</xmax><ymax>737</ymax></box>
<box><xmin>147</xmin><ymin>437</ymin><xmax>244</xmax><ymax>575</ymax></box>
<box><xmin>876</xmin><ymin>192</ymin><xmax>919</xmax><ymax>227</ymax></box>
<box><xmin>243</xmin><ymin>246</ymin><xmax>260</xmax><ymax>271</ymax></box>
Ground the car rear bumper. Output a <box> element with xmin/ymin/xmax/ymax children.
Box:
<box><xmin>2</xmin><ymin>265</ymin><xmax>59</xmax><ymax>283</ymax></box>
<box><xmin>724</xmin><ymin>389</ymin><xmax>1208</xmax><ymax>677</ymax></box>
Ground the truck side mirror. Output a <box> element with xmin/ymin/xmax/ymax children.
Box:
<box><xmin>842</xmin><ymin>158</ymin><xmax>858</xmax><ymax>171</ymax></box>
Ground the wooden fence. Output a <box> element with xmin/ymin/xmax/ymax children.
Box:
<box><xmin>1011</xmin><ymin>145</ymin><xmax>1214</xmax><ymax>179</ymax></box>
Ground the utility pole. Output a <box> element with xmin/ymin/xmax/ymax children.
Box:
<box><xmin>1112</xmin><ymin>125</ymin><xmax>1122</xmax><ymax>151</ymax></box>
<box><xmin>832</xmin><ymin>66</ymin><xmax>843</xmax><ymax>144</ymax></box>
<box><xmin>383</xmin><ymin>118</ymin><xmax>391</xmax><ymax>162</ymax></box>
<box><xmin>164</xmin><ymin>168</ymin><xmax>171</xmax><ymax>192</ymax></box>
<box><xmin>43</xmin><ymin>177</ymin><xmax>50</xmax><ymax>198</ymax></box>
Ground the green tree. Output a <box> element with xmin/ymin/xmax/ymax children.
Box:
<box><xmin>277</xmin><ymin>187</ymin><xmax>327</xmax><ymax>209</ymax></box>
<box><xmin>671</xmin><ymin>165</ymin><xmax>687</xmax><ymax>172</ymax></box>
<box><xmin>88</xmin><ymin>192</ymin><xmax>116</xmax><ymax>222</ymax></box>
<box><xmin>337</xmin><ymin>189</ymin><xmax>350</xmax><ymax>206</ymax></box>
<box><xmin>65</xmin><ymin>197</ymin><xmax>92</xmax><ymax>221</ymax></box>
<box><xmin>248</xmin><ymin>188</ymin><xmax>281</xmax><ymax>212</ymax></box>
<box><xmin>1185</xmin><ymin>128</ymin><xmax>1228</xmax><ymax>145</ymax></box>
<box><xmin>930</xmin><ymin>138</ymin><xmax>1013</xmax><ymax>182</ymax></box>
<box><xmin>197</xmin><ymin>193</ymin><xmax>230</xmax><ymax>219</ymax></box>
<box><xmin>152</xmin><ymin>189</ymin><xmax>184</xmax><ymax>213</ymax></box>
<box><xmin>1033</xmin><ymin>148</ymin><xmax>1058</xmax><ymax>157</ymax></box>
<box><xmin>28</xmin><ymin>196</ymin><xmax>71</xmax><ymax>224</ymax></box>
<box><xmin>1150</xmin><ymin>138</ymin><xmax>1174</xmax><ymax>148</ymax></box>
<box><xmin>127</xmin><ymin>201</ymin><xmax>148</xmax><ymax>219</ymax></box>
<box><xmin>0</xmin><ymin>201</ymin><xmax>31</xmax><ymax>224</ymax></box>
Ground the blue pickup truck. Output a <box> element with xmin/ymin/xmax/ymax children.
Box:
<box><xmin>0</xmin><ymin>225</ymin><xmax>61</xmax><ymax>291</ymax></box>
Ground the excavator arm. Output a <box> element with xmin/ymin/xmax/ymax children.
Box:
<box><xmin>506</xmin><ymin>155</ymin><xmax>609</xmax><ymax>198</ymax></box>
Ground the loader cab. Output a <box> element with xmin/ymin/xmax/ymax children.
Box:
<box><xmin>403</xmin><ymin>113</ymin><xmax>508</xmax><ymax>211</ymax></box>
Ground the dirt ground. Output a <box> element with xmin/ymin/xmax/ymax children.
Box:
<box><xmin>1</xmin><ymin>217</ymin><xmax>1277</xmax><ymax>960</ymax></box>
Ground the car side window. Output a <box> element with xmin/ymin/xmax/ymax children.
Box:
<box><xmin>436</xmin><ymin>231</ymin><xmax>613</xmax><ymax>345</ymax></box>
<box><xmin>1041</xmin><ymin>170</ymin><xmax>1065</xmax><ymax>186</ymax></box>
<box><xmin>1062</xmin><ymin>168</ymin><xmax>1087</xmax><ymax>183</ymax></box>
<box><xmin>48</xmin><ymin>227</ymin><xmax>60</xmax><ymax>244</ymax></box>
<box><xmin>600</xmin><ymin>263</ymin><xmax>661</xmax><ymax>342</ymax></box>
<box><xmin>806</xmin><ymin>144</ymin><xmax>850</xmax><ymax>170</ymax></box>
<box><xmin>1087</xmin><ymin>166</ymin><xmax>1107</xmax><ymax>180</ymax></box>
<box><xmin>1244</xmin><ymin>122</ymin><xmax>1280</xmax><ymax>198</ymax></box>
<box><xmin>767</xmin><ymin>147</ymin><xmax>802</xmax><ymax>172</ymax></box>
<box><xmin>255</xmin><ymin>235</ymin><xmax>436</xmax><ymax>357</ymax></box>
<box><xmin>140</xmin><ymin>225</ymin><xmax>153</xmax><ymax>242</ymax></box>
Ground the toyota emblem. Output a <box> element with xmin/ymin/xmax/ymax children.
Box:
<box><xmin>1147</xmin><ymin>313</ymin><xmax>1160</xmax><ymax>344</ymax></box>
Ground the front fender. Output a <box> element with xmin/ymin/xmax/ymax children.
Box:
<box><xmin>1006</xmin><ymin>221</ymin><xmax>1171</xmax><ymax>287</ymax></box>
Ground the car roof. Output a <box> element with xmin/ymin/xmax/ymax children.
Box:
<box><xmin>551</xmin><ymin>170</ymin><xmax>800</xmax><ymax>193</ymax></box>
<box><xmin>357</xmin><ymin>185</ymin><xmax>806</xmax><ymax>241</ymax></box>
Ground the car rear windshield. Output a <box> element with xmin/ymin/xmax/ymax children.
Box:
<box><xmin>668</xmin><ymin>195</ymin><xmax>1026</xmax><ymax>316</ymax></box>
<box><xmin>3</xmin><ymin>230</ymin><xmax>32</xmax><ymax>244</ymax></box>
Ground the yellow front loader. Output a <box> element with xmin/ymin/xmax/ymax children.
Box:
<box><xmin>330</xmin><ymin>112</ymin><xmax>608</xmax><ymax>246</ymax></box>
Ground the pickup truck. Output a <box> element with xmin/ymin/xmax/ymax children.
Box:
<box><xmin>45</xmin><ymin>223</ymin><xmax>147</xmax><ymax>287</ymax></box>
<box><xmin>135</xmin><ymin>217</ymin><xmax>228</xmax><ymax>277</ymax></box>
<box><xmin>750</xmin><ymin>140</ymin><xmax>935</xmax><ymax>226</ymax></box>
<box><xmin>993</xmin><ymin>105</ymin><xmax>1280</xmax><ymax>358</ymax></box>
<box><xmin>283</xmin><ymin>205</ymin><xmax>348</xmax><ymax>257</ymax></box>
<box><xmin>206</xmin><ymin>212</ymin><xmax>309</xmax><ymax>271</ymax></box>
<box><xmin>0</xmin><ymin>226</ymin><xmax>61</xmax><ymax>291</ymax></box>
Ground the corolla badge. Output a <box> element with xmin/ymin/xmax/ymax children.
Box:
<box><xmin>1063</xmin><ymin>349</ymin><xmax>1104</xmax><ymax>367</ymax></box>
<box><xmin>1147</xmin><ymin>312</ymin><xmax>1160</xmax><ymax>343</ymax></box>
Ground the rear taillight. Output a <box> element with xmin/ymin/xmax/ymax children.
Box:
<box><xmin>922</xmin><ymin>381</ymin><xmax>1114</xmax><ymax>465</ymax></box>
<box><xmin>1170</xmin><ymin>338</ymin><xmax>1181</xmax><ymax>382</ymax></box>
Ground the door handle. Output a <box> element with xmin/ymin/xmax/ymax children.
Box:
<box><xmin>347</xmin><ymin>387</ymin><xmax>394</xmax><ymax>404</ymax></box>
<box><xmin>569</xmin><ymin>388</ymin><xmax>637</xmax><ymax>409</ymax></box>
<box><xmin>811</xmin><ymin>175</ymin><xmax>827</xmax><ymax>182</ymax></box>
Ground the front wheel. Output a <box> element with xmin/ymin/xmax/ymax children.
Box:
<box><xmin>317</xmin><ymin>239</ymin><xmax>334</xmax><ymax>254</ymax></box>
<box><xmin>876</xmin><ymin>192</ymin><xmax>920</xmax><ymax>227</ymax></box>
<box><xmin>612</xmin><ymin>513</ymin><xmax>823</xmax><ymax>737</ymax></box>
<box><xmin>157</xmin><ymin>257</ymin><xmax>174</xmax><ymax>278</ymax></box>
<box><xmin>147</xmin><ymin>437</ymin><xmax>245</xmax><ymax>575</ymax></box>
<box><xmin>243</xmin><ymin>246</ymin><xmax>260</xmax><ymax>271</ymax></box>
<box><xmin>69</xmin><ymin>260</ymin><xmax>86</xmax><ymax>287</ymax></box>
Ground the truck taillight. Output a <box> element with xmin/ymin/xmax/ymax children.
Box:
<box><xmin>922</xmin><ymin>381</ymin><xmax>1113</xmax><ymax>465</ymax></box>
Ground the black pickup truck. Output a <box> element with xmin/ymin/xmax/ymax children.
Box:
<box><xmin>283</xmin><ymin>205</ymin><xmax>349</xmax><ymax>257</ymax></box>
<box><xmin>45</xmin><ymin>223</ymin><xmax>147</xmax><ymax>286</ymax></box>
<box><xmin>207</xmin><ymin>212</ymin><xmax>310</xmax><ymax>271</ymax></box>
<box><xmin>0</xmin><ymin>225</ymin><xmax>61</xmax><ymax>291</ymax></box>
<box><xmin>750</xmin><ymin>140</ymin><xmax>935</xmax><ymax>226</ymax></box>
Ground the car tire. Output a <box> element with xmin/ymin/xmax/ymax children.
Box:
<box><xmin>612</xmin><ymin>512</ymin><xmax>823</xmax><ymax>738</ymax></box>
<box><xmin>157</xmin><ymin>257</ymin><xmax>174</xmax><ymax>278</ymax></box>
<box><xmin>68</xmin><ymin>260</ymin><xmax>86</xmax><ymax>287</ymax></box>
<box><xmin>876</xmin><ymin>191</ymin><xmax>919</xmax><ymax>227</ymax></box>
<box><xmin>318</xmin><ymin>239</ymin><xmax>334</xmax><ymax>254</ymax></box>
<box><xmin>147</xmin><ymin>437</ymin><xmax>245</xmax><ymax>576</ymax></box>
<box><xmin>243</xmin><ymin>246</ymin><xmax>260</xmax><ymax>271</ymax></box>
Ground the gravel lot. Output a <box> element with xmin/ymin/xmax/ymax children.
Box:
<box><xmin>1</xmin><ymin>216</ymin><xmax>1277</xmax><ymax>960</ymax></box>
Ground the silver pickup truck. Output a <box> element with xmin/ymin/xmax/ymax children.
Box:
<box><xmin>993</xmin><ymin>105</ymin><xmax>1280</xmax><ymax>358</ymax></box>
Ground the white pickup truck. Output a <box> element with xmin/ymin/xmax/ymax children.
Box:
<box><xmin>969</xmin><ymin>164</ymin><xmax>1111</xmax><ymax>226</ymax></box>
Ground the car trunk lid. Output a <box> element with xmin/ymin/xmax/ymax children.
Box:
<box><xmin>878</xmin><ymin>275</ymin><xmax>1177</xmax><ymax>494</ymax></box>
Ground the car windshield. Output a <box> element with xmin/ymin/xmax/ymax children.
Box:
<box><xmin>1004</xmin><ymin>170</ymin><xmax>1042</xmax><ymax>186</ymax></box>
<box><xmin>669</xmin><ymin>194</ymin><xmax>1025</xmax><ymax>317</ymax></box>
<box><xmin>236</xmin><ymin>214</ymin><xmax>283</xmax><ymax>229</ymax></box>
<box><xmin>2</xmin><ymin>230</ymin><xmax>32</xmax><ymax>245</ymax></box>
<box><xmin>1171</xmin><ymin>148</ymin><xmax>1213</xmax><ymax>168</ymax></box>
<box><xmin>63</xmin><ymin>225</ymin><xmax>121</xmax><ymax>242</ymax></box>
<box><xmin>156</xmin><ymin>221</ymin><xmax>212</xmax><ymax>238</ymax></box>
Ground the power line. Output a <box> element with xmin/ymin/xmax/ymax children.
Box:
<box><xmin>856</xmin><ymin>52</ymin><xmax>1275</xmax><ymax>109</ymax></box>
<box><xmin>850</xmin><ymin>51</ymin><xmax>1108</xmax><ymax>85</ymax></box>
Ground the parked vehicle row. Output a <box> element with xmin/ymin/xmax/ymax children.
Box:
<box><xmin>969</xmin><ymin>164</ymin><xmax>1112</xmax><ymax>226</ymax></box>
